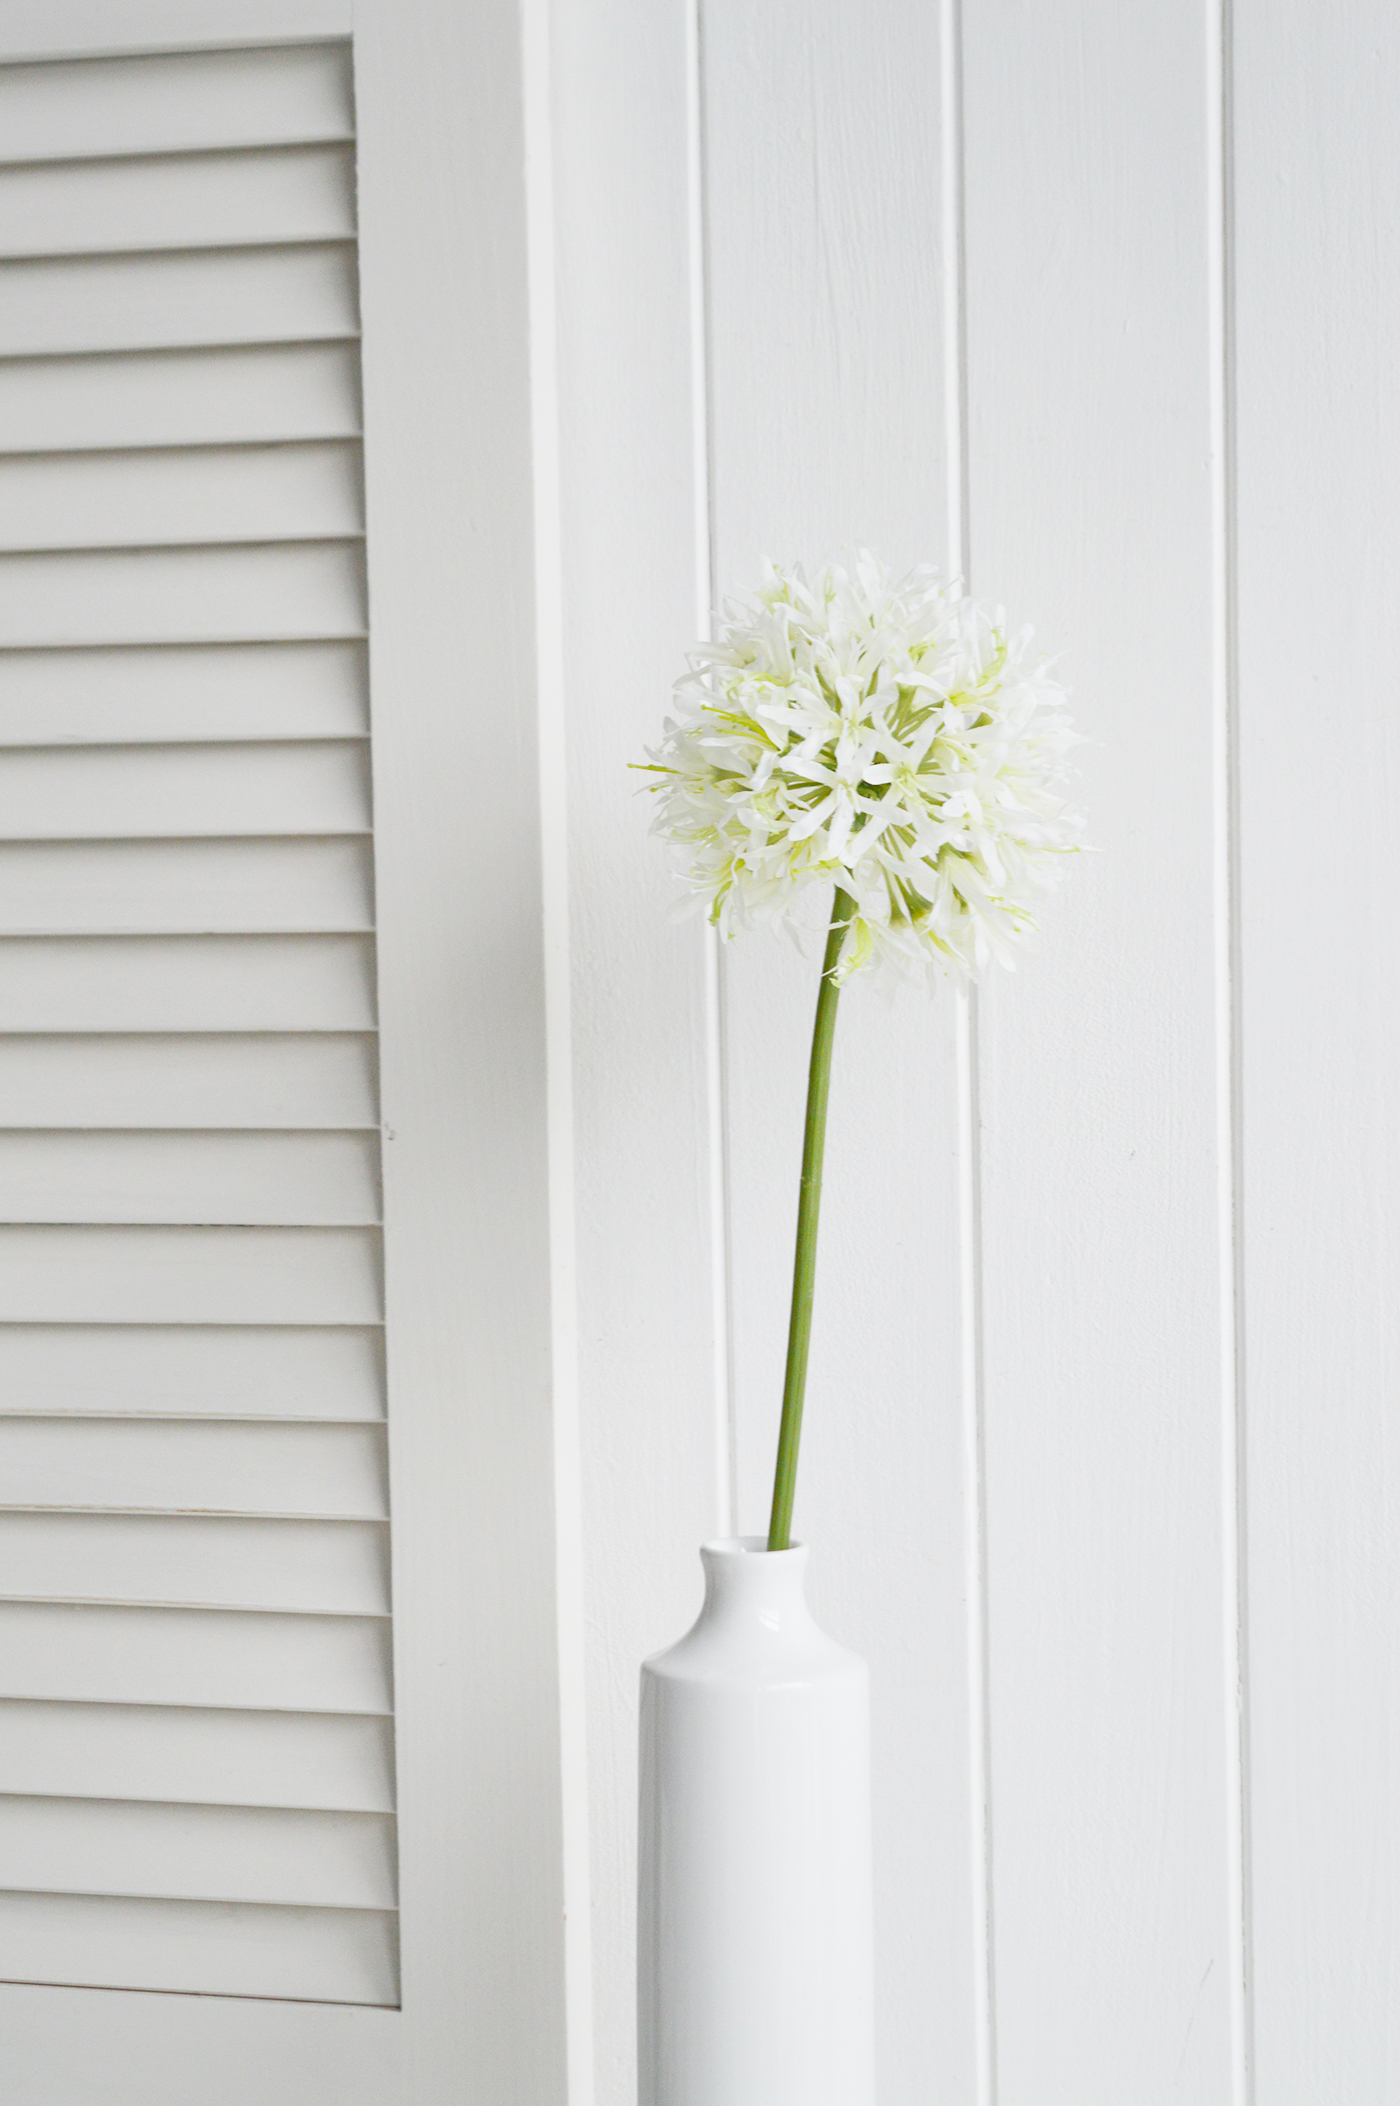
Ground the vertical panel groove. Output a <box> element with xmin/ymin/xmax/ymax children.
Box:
<box><xmin>1208</xmin><ymin>0</ymin><xmax>1253</xmax><ymax>2098</ymax></box>
<box><xmin>956</xmin><ymin>997</ymin><xmax>997</xmax><ymax>2106</ymax></box>
<box><xmin>941</xmin><ymin>0</ymin><xmax>972</xmax><ymax>594</ymax></box>
<box><xmin>689</xmin><ymin>0</ymin><xmax>735</xmax><ymax>1539</ymax></box>
<box><xmin>943</xmin><ymin>1</ymin><xmax>997</xmax><ymax>2098</ymax></box>
<box><xmin>703</xmin><ymin>928</ymin><xmax>735</xmax><ymax>1535</ymax></box>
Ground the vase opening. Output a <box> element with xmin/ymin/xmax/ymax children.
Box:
<box><xmin>701</xmin><ymin>1534</ymin><xmax>806</xmax><ymax>1558</ymax></box>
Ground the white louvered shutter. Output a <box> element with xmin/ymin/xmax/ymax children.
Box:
<box><xmin>0</xmin><ymin>5</ymin><xmax>568</xmax><ymax>2097</ymax></box>
<box><xmin>0</xmin><ymin>33</ymin><xmax>395</xmax><ymax>2009</ymax></box>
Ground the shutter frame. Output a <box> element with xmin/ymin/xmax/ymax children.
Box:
<box><xmin>0</xmin><ymin>0</ymin><xmax>569</xmax><ymax>2093</ymax></box>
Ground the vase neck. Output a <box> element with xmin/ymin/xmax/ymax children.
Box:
<box><xmin>698</xmin><ymin>1536</ymin><xmax>815</xmax><ymax>1635</ymax></box>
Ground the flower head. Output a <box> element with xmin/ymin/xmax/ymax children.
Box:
<box><xmin>639</xmin><ymin>551</ymin><xmax>1086</xmax><ymax>991</ymax></box>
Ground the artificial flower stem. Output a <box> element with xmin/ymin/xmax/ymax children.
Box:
<box><xmin>767</xmin><ymin>886</ymin><xmax>853</xmax><ymax>1553</ymax></box>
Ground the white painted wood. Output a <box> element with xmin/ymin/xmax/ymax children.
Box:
<box><xmin>0</xmin><ymin>345</ymin><xmax>362</xmax><ymax>455</ymax></box>
<box><xmin>0</xmin><ymin>640</ymin><xmax>368</xmax><ymax>745</ymax></box>
<box><xmin>959</xmin><ymin>7</ymin><xmax>1236</xmax><ymax>2102</ymax></box>
<box><xmin>0</xmin><ymin>3</ymin><xmax>399</xmax><ymax>2002</ymax></box>
<box><xmin>546</xmin><ymin>2</ymin><xmax>723</xmax><ymax>2092</ymax></box>
<box><xmin>0</xmin><ymin>1224</ymin><xmax>381</xmax><ymax>1321</ymax></box>
<box><xmin>0</xmin><ymin>1889</ymin><xmax>397</xmax><ymax>2005</ymax></box>
<box><xmin>0</xmin><ymin>741</ymin><xmax>370</xmax><ymax>837</ymax></box>
<box><xmin>0</xmin><ymin>543</ymin><xmax>365</xmax><ymax>648</ymax></box>
<box><xmin>0</xmin><ymin>8</ymin><xmax>352</xmax><ymax>70</ymax></box>
<box><xmin>0</xmin><ymin>1795</ymin><xmax>395</xmax><ymax>1908</ymax></box>
<box><xmin>350</xmin><ymin>0</ymin><xmax>570</xmax><ymax>2082</ymax></box>
<box><xmin>0</xmin><ymin>42</ymin><xmax>397</xmax><ymax>2014</ymax></box>
<box><xmin>548</xmin><ymin>0</ymin><xmax>1399</xmax><ymax>2090</ymax></box>
<box><xmin>0</xmin><ymin>444</ymin><xmax>364</xmax><ymax>553</ymax></box>
<box><xmin>0</xmin><ymin>1128</ymin><xmax>381</xmax><ymax>1222</ymax></box>
<box><xmin>0</xmin><ymin>145</ymin><xmax>355</xmax><ymax>259</ymax></box>
<box><xmin>0</xmin><ymin>934</ymin><xmax>376</xmax><ymax>1030</ymax></box>
<box><xmin>44</xmin><ymin>0</ymin><xmax>1400</xmax><ymax>2078</ymax></box>
<box><xmin>0</xmin><ymin>837</ymin><xmax>373</xmax><ymax>932</ymax></box>
<box><xmin>0</xmin><ymin>0</ymin><xmax>583</xmax><ymax>2071</ymax></box>
<box><xmin>0</xmin><ymin>243</ymin><xmax>358</xmax><ymax>358</ymax></box>
<box><xmin>0</xmin><ymin>1601</ymin><xmax>391</xmax><ymax>1711</ymax></box>
<box><xmin>0</xmin><ymin>834</ymin><xmax>365</xmax><ymax>934</ymax></box>
<box><xmin>0</xmin><ymin>1510</ymin><xmax>388</xmax><ymax>1612</ymax></box>
<box><xmin>0</xmin><ymin>1128</ymin><xmax>377</xmax><ymax>1224</ymax></box>
<box><xmin>0</xmin><ymin>1325</ymin><xmax>385</xmax><ymax>1418</ymax></box>
<box><xmin>0</xmin><ymin>1034</ymin><xmax>377</xmax><ymax>1128</ymax></box>
<box><xmin>1233</xmin><ymin>3</ymin><xmax>1400</xmax><ymax>2098</ymax></box>
<box><xmin>0</xmin><ymin>1700</ymin><xmax>394</xmax><ymax>1809</ymax></box>
<box><xmin>0</xmin><ymin>1417</ymin><xmax>387</xmax><ymax>1515</ymax></box>
<box><xmin>695</xmin><ymin>7</ymin><xmax>978</xmax><ymax>2104</ymax></box>
<box><xmin>0</xmin><ymin>1991</ymin><xmax>399</xmax><ymax>2106</ymax></box>
<box><xmin>0</xmin><ymin>46</ymin><xmax>352</xmax><ymax>162</ymax></box>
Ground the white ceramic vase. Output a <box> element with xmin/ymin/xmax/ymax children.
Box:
<box><xmin>638</xmin><ymin>1536</ymin><xmax>876</xmax><ymax>2106</ymax></box>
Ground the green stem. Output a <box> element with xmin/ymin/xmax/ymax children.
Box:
<box><xmin>766</xmin><ymin>886</ymin><xmax>853</xmax><ymax>1553</ymax></box>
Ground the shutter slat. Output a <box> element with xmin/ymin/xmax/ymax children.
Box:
<box><xmin>0</xmin><ymin>1325</ymin><xmax>385</xmax><ymax>1419</ymax></box>
<box><xmin>0</xmin><ymin>640</ymin><xmax>368</xmax><ymax>746</ymax></box>
<box><xmin>0</xmin><ymin>1131</ymin><xmax>381</xmax><ymax>1226</ymax></box>
<box><xmin>0</xmin><ymin>837</ymin><xmax>374</xmax><ymax>934</ymax></box>
<box><xmin>0</xmin><ymin>743</ymin><xmax>371</xmax><ymax>840</ymax></box>
<box><xmin>0</xmin><ymin>1798</ymin><xmax>394</xmax><ymax>1909</ymax></box>
<box><xmin>0</xmin><ymin>1890</ymin><xmax>397</xmax><ymax>2005</ymax></box>
<box><xmin>0</xmin><ymin>345</ymin><xmax>362</xmax><ymax>456</ymax></box>
<box><xmin>0</xmin><ymin>934</ymin><xmax>376</xmax><ymax>1030</ymax></box>
<box><xmin>0</xmin><ymin>1225</ymin><xmax>383</xmax><ymax>1322</ymax></box>
<box><xmin>0</xmin><ymin>1513</ymin><xmax>388</xmax><ymax>1613</ymax></box>
<box><xmin>0</xmin><ymin>144</ymin><xmax>356</xmax><ymax>260</ymax></box>
<box><xmin>0</xmin><ymin>1700</ymin><xmax>394</xmax><ymax>1811</ymax></box>
<box><xmin>0</xmin><ymin>1420</ymin><xmax>387</xmax><ymax>1516</ymax></box>
<box><xmin>0</xmin><ymin>243</ymin><xmax>358</xmax><ymax>358</ymax></box>
<box><xmin>0</xmin><ymin>443</ymin><xmax>364</xmax><ymax>553</ymax></box>
<box><xmin>0</xmin><ymin>44</ymin><xmax>354</xmax><ymax>164</ymax></box>
<box><xmin>0</xmin><ymin>542</ymin><xmax>366</xmax><ymax>647</ymax></box>
<box><xmin>0</xmin><ymin>1034</ymin><xmax>378</xmax><ymax>1128</ymax></box>
<box><xmin>0</xmin><ymin>1603</ymin><xmax>392</xmax><ymax>1712</ymax></box>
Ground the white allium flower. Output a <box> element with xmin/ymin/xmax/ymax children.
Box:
<box><xmin>640</xmin><ymin>551</ymin><xmax>1086</xmax><ymax>992</ymax></box>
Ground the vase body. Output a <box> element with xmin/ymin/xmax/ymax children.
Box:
<box><xmin>638</xmin><ymin>1536</ymin><xmax>876</xmax><ymax>2106</ymax></box>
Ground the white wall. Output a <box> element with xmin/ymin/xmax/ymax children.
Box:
<box><xmin>547</xmin><ymin>1</ymin><xmax>1400</xmax><ymax>2101</ymax></box>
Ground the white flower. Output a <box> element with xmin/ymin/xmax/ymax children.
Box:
<box><xmin>640</xmin><ymin>550</ymin><xmax>1086</xmax><ymax>991</ymax></box>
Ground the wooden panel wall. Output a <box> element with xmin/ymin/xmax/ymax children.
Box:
<box><xmin>549</xmin><ymin>0</ymin><xmax>1399</xmax><ymax>2099</ymax></box>
<box><xmin>700</xmin><ymin>7</ymin><xmax>981</xmax><ymax>2102</ymax></box>
<box><xmin>1235</xmin><ymin>3</ymin><xmax>1400</xmax><ymax>2100</ymax></box>
<box><xmin>961</xmin><ymin>5</ymin><xmax>1238</xmax><ymax>2099</ymax></box>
